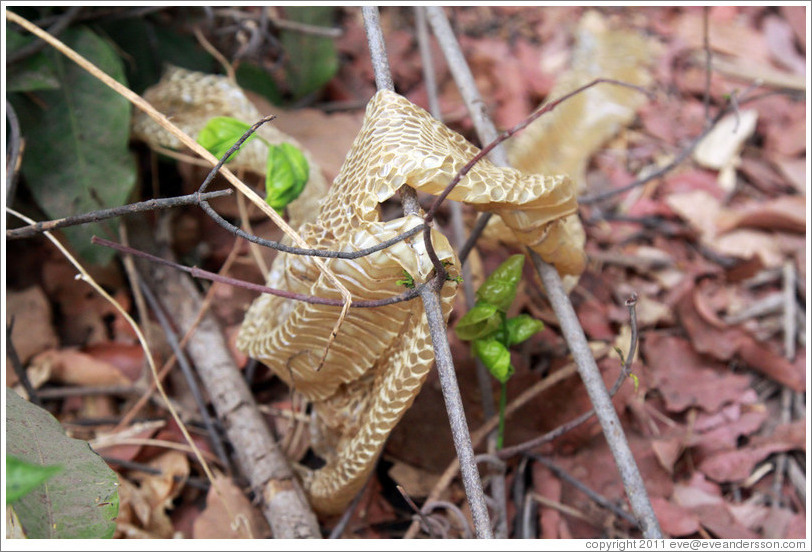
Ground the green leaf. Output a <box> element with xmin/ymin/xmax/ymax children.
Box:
<box><xmin>197</xmin><ymin>116</ymin><xmax>255</xmax><ymax>162</ymax></box>
<box><xmin>396</xmin><ymin>269</ymin><xmax>415</xmax><ymax>289</ymax></box>
<box><xmin>472</xmin><ymin>339</ymin><xmax>514</xmax><ymax>383</ymax></box>
<box><xmin>6</xmin><ymin>456</ymin><xmax>63</xmax><ymax>504</ymax></box>
<box><xmin>505</xmin><ymin>314</ymin><xmax>544</xmax><ymax>347</ymax></box>
<box><xmin>13</xmin><ymin>26</ymin><xmax>136</xmax><ymax>265</ymax></box>
<box><xmin>6</xmin><ymin>388</ymin><xmax>119</xmax><ymax>538</ymax></box>
<box><xmin>280</xmin><ymin>6</ymin><xmax>339</xmax><ymax>99</ymax></box>
<box><xmin>476</xmin><ymin>254</ymin><xmax>525</xmax><ymax>312</ymax></box>
<box><xmin>265</xmin><ymin>143</ymin><xmax>309</xmax><ymax>212</ymax></box>
<box><xmin>6</xmin><ymin>29</ymin><xmax>60</xmax><ymax>92</ymax></box>
<box><xmin>236</xmin><ymin>62</ymin><xmax>283</xmax><ymax>105</ymax></box>
<box><xmin>455</xmin><ymin>302</ymin><xmax>501</xmax><ymax>341</ymax></box>
<box><xmin>98</xmin><ymin>18</ymin><xmax>215</xmax><ymax>94</ymax></box>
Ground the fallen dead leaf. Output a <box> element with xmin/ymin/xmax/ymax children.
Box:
<box><xmin>697</xmin><ymin>420</ymin><xmax>805</xmax><ymax>482</ymax></box>
<box><xmin>693</xmin><ymin>110</ymin><xmax>758</xmax><ymax>170</ymax></box>
<box><xmin>5</xmin><ymin>286</ymin><xmax>59</xmax><ymax>370</ymax></box>
<box><xmin>650</xmin><ymin>496</ymin><xmax>700</xmax><ymax>537</ymax></box>
<box><xmin>193</xmin><ymin>473</ymin><xmax>270</xmax><ymax>539</ymax></box>
<box><xmin>30</xmin><ymin>348</ymin><xmax>132</xmax><ymax>387</ymax></box>
<box><xmin>643</xmin><ymin>334</ymin><xmax>751</xmax><ymax>413</ymax></box>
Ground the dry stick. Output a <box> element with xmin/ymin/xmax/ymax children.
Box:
<box><xmin>772</xmin><ymin>261</ymin><xmax>798</xmax><ymax>507</ymax></box>
<box><xmin>530</xmin><ymin>252</ymin><xmax>662</xmax><ymax>538</ymax></box>
<box><xmin>702</xmin><ymin>6</ymin><xmax>712</xmax><ymax>126</ymax></box>
<box><xmin>114</xmin><ymin>241</ymin><xmax>244</xmax><ymax>431</ymax></box>
<box><xmin>5</xmin><ymin>10</ymin><xmax>353</xmax><ymax>372</ymax></box>
<box><xmin>137</xmin><ymin>280</ymin><xmax>232</xmax><ymax>469</ymax></box>
<box><xmin>530</xmin><ymin>454</ymin><xmax>638</xmax><ymax>526</ymax></box>
<box><xmin>362</xmin><ymin>5</ymin><xmax>493</xmax><ymax>539</ymax></box>
<box><xmin>92</xmin><ymin>236</ymin><xmax>424</xmax><ymax>308</ymax></box>
<box><xmin>6</xmin><ymin>190</ymin><xmax>232</xmax><ymax>240</ymax></box>
<box><xmin>5</xmin><ymin>320</ymin><xmax>41</xmax><ymax>406</ymax></box>
<box><xmin>129</xmin><ymin>222</ymin><xmax>321</xmax><ymax>538</ymax></box>
<box><xmin>415</xmin><ymin>5</ymin><xmax>507</xmax><ymax>538</ymax></box>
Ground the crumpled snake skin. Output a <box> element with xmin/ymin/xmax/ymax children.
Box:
<box><xmin>135</xmin><ymin>74</ymin><xmax>583</xmax><ymax>514</ymax></box>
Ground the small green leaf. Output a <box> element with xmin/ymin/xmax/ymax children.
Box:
<box><xmin>6</xmin><ymin>456</ymin><xmax>63</xmax><ymax>504</ymax></box>
<box><xmin>265</xmin><ymin>143</ymin><xmax>310</xmax><ymax>212</ymax></box>
<box><xmin>396</xmin><ymin>270</ymin><xmax>415</xmax><ymax>289</ymax></box>
<box><xmin>505</xmin><ymin>314</ymin><xmax>544</xmax><ymax>347</ymax></box>
<box><xmin>455</xmin><ymin>302</ymin><xmax>501</xmax><ymax>341</ymax></box>
<box><xmin>476</xmin><ymin>254</ymin><xmax>525</xmax><ymax>312</ymax></box>
<box><xmin>629</xmin><ymin>372</ymin><xmax>640</xmax><ymax>393</ymax></box>
<box><xmin>472</xmin><ymin>339</ymin><xmax>514</xmax><ymax>383</ymax></box>
<box><xmin>281</xmin><ymin>6</ymin><xmax>339</xmax><ymax>100</ymax></box>
<box><xmin>197</xmin><ymin>116</ymin><xmax>255</xmax><ymax>162</ymax></box>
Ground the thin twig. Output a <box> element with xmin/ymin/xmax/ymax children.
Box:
<box><xmin>6</xmin><ymin>319</ymin><xmax>41</xmax><ymax>406</ymax></box>
<box><xmin>6</xmin><ymin>6</ymin><xmax>82</xmax><ymax>64</ymax></box>
<box><xmin>5</xmin><ymin>99</ymin><xmax>23</xmax><ymax>203</ymax></box>
<box><xmin>137</xmin><ymin>280</ymin><xmax>232</xmax><ymax>470</ymax></box>
<box><xmin>702</xmin><ymin>6</ymin><xmax>712</xmax><ymax>126</ymax></box>
<box><xmin>92</xmin><ymin>236</ymin><xmax>424</xmax><ymax>309</ymax></box>
<box><xmin>418</xmin><ymin>284</ymin><xmax>493</xmax><ymax>539</ymax></box>
<box><xmin>328</xmin><ymin>478</ymin><xmax>370</xmax><ymax>539</ymax></box>
<box><xmin>782</xmin><ymin>261</ymin><xmax>797</xmax><ymax>361</ymax></box>
<box><xmin>6</xmin><ymin>190</ymin><xmax>233</xmax><ymax>240</ymax></box>
<box><xmin>530</xmin><ymin>454</ymin><xmax>639</xmax><ymax>526</ymax></box>
<box><xmin>362</xmin><ymin>6</ymin><xmax>394</xmax><ymax>92</ymax></box>
<box><xmin>530</xmin><ymin>252</ymin><xmax>662</xmax><ymax>538</ymax></box>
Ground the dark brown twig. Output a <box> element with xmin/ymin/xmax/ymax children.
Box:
<box><xmin>530</xmin><ymin>454</ymin><xmax>639</xmax><ymax>526</ymax></box>
<box><xmin>91</xmin><ymin>236</ymin><xmax>424</xmax><ymax>309</ymax></box>
<box><xmin>6</xmin><ymin>318</ymin><xmax>41</xmax><ymax>406</ymax></box>
<box><xmin>7</xmin><ymin>6</ymin><xmax>82</xmax><ymax>64</ymax></box>
<box><xmin>6</xmin><ymin>190</ymin><xmax>233</xmax><ymax>240</ymax></box>
<box><xmin>137</xmin><ymin>279</ymin><xmax>232</xmax><ymax>470</ymax></box>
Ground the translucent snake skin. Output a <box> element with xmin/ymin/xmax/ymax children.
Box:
<box><xmin>236</xmin><ymin>90</ymin><xmax>583</xmax><ymax>514</ymax></box>
<box><xmin>134</xmin><ymin>72</ymin><xmax>583</xmax><ymax>514</ymax></box>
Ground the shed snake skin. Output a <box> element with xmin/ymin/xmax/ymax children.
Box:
<box><xmin>133</xmin><ymin>12</ymin><xmax>650</xmax><ymax>511</ymax></box>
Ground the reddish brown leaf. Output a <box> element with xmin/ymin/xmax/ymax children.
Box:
<box><xmin>643</xmin><ymin>334</ymin><xmax>751</xmax><ymax>413</ymax></box>
<box><xmin>193</xmin><ymin>474</ymin><xmax>270</xmax><ymax>539</ymax></box>
<box><xmin>650</xmin><ymin>496</ymin><xmax>700</xmax><ymax>537</ymax></box>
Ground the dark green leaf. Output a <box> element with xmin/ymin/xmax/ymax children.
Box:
<box><xmin>6</xmin><ymin>389</ymin><xmax>119</xmax><ymax>538</ymax></box>
<box><xmin>197</xmin><ymin>116</ymin><xmax>255</xmax><ymax>162</ymax></box>
<box><xmin>455</xmin><ymin>302</ymin><xmax>501</xmax><ymax>341</ymax></box>
<box><xmin>265</xmin><ymin>143</ymin><xmax>310</xmax><ymax>212</ymax></box>
<box><xmin>6</xmin><ymin>456</ymin><xmax>63</xmax><ymax>504</ymax></box>
<box><xmin>281</xmin><ymin>6</ymin><xmax>339</xmax><ymax>99</ymax></box>
<box><xmin>98</xmin><ymin>18</ymin><xmax>215</xmax><ymax>93</ymax></box>
<box><xmin>476</xmin><ymin>254</ymin><xmax>525</xmax><ymax>312</ymax></box>
<box><xmin>505</xmin><ymin>314</ymin><xmax>544</xmax><ymax>347</ymax></box>
<box><xmin>14</xmin><ymin>27</ymin><xmax>136</xmax><ymax>265</ymax></box>
<box><xmin>6</xmin><ymin>30</ymin><xmax>60</xmax><ymax>92</ymax></box>
<box><xmin>472</xmin><ymin>339</ymin><xmax>514</xmax><ymax>383</ymax></box>
<box><xmin>236</xmin><ymin>62</ymin><xmax>283</xmax><ymax>105</ymax></box>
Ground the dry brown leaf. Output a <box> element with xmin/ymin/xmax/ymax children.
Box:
<box><xmin>772</xmin><ymin>155</ymin><xmax>807</xmax><ymax>194</ymax></box>
<box><xmin>676</xmin><ymin>288</ymin><xmax>805</xmax><ymax>391</ymax></box>
<box><xmin>693</xmin><ymin>110</ymin><xmax>758</xmax><ymax>170</ymax></box>
<box><xmin>718</xmin><ymin>195</ymin><xmax>806</xmax><ymax>234</ymax></box>
<box><xmin>763</xmin><ymin>14</ymin><xmax>807</xmax><ymax>76</ymax></box>
<box><xmin>193</xmin><ymin>474</ymin><xmax>270</xmax><ymax>539</ymax></box>
<box><xmin>697</xmin><ymin>420</ymin><xmax>805</xmax><ymax>482</ymax></box>
<box><xmin>643</xmin><ymin>334</ymin><xmax>751</xmax><ymax>413</ymax></box>
<box><xmin>5</xmin><ymin>286</ymin><xmax>59</xmax><ymax>371</ymax></box>
<box><xmin>676</xmin><ymin>11</ymin><xmax>771</xmax><ymax>64</ymax></box>
<box><xmin>387</xmin><ymin>460</ymin><xmax>441</xmax><ymax>498</ymax></box>
<box><xmin>650</xmin><ymin>496</ymin><xmax>700</xmax><ymax>537</ymax></box>
<box><xmin>30</xmin><ymin>348</ymin><xmax>131</xmax><ymax>387</ymax></box>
